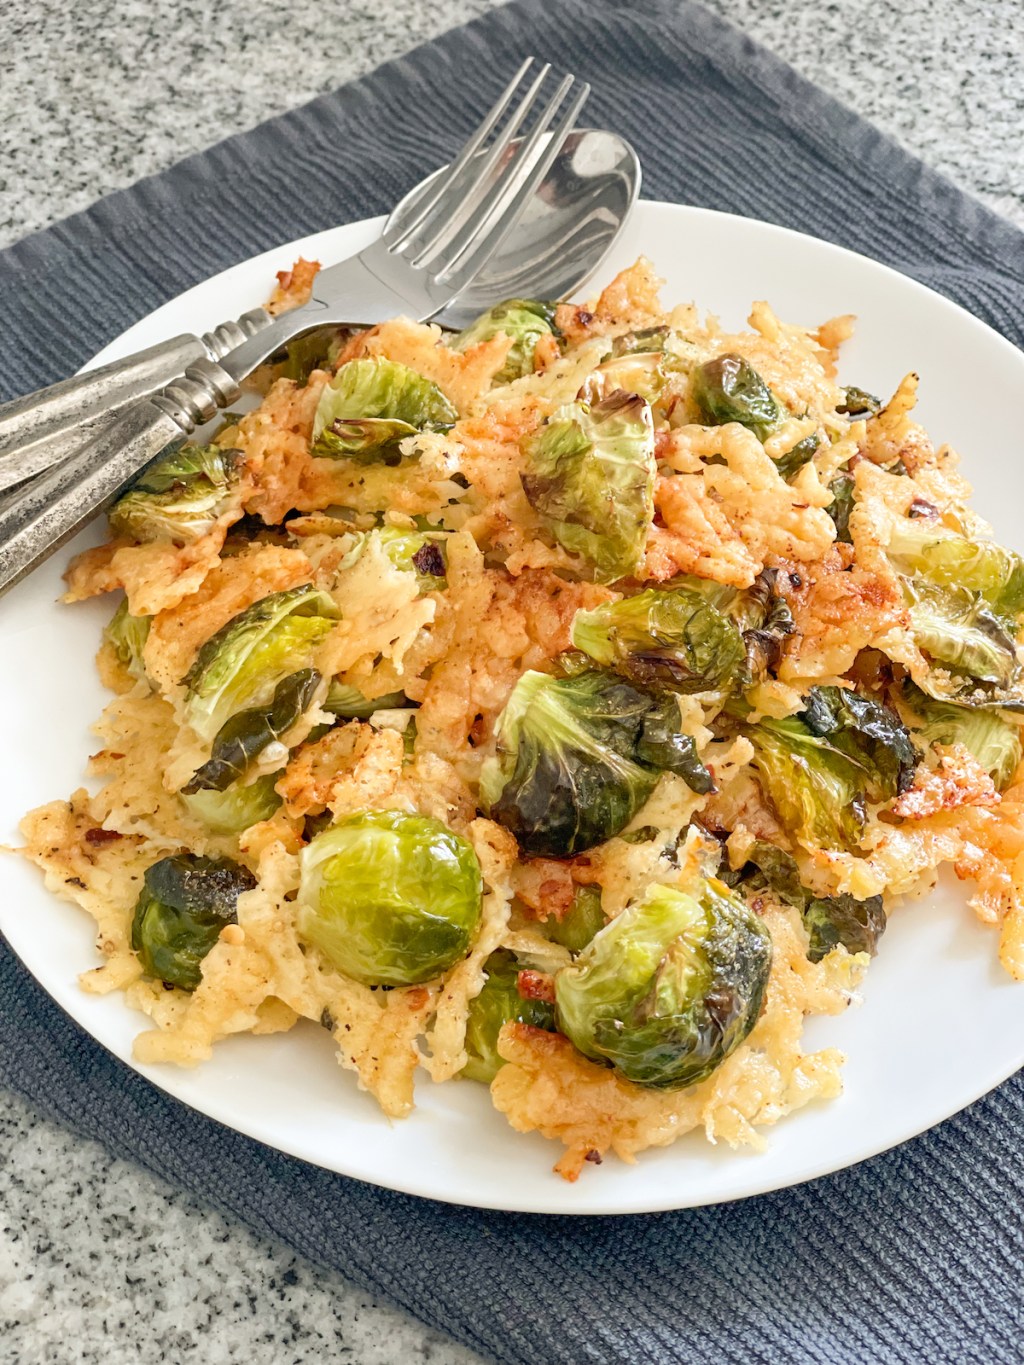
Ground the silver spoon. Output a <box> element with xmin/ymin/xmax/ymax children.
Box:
<box><xmin>0</xmin><ymin>128</ymin><xmax>639</xmax><ymax>495</ymax></box>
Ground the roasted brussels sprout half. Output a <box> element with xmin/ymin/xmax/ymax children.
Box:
<box><xmin>804</xmin><ymin>893</ymin><xmax>886</xmax><ymax>963</ymax></box>
<box><xmin>480</xmin><ymin>669</ymin><xmax>713</xmax><ymax>857</ymax></box>
<box><xmin>131</xmin><ymin>853</ymin><xmax>256</xmax><ymax>991</ymax></box>
<box><xmin>555</xmin><ymin>875</ymin><xmax>772</xmax><ymax>1090</ymax></box>
<box><xmin>184</xmin><ymin>585</ymin><xmax>338</xmax><ymax>742</ymax></box>
<box><xmin>570</xmin><ymin>581</ymin><xmax>743</xmax><ymax>693</ymax></box>
<box><xmin>691</xmin><ymin>354</ymin><xmax>780</xmax><ymax>440</ymax></box>
<box><xmin>297</xmin><ymin>810</ymin><xmax>482</xmax><ymax>986</ymax></box>
<box><xmin>905</xmin><ymin>688</ymin><xmax>1023</xmax><ymax>791</ymax></box>
<box><xmin>109</xmin><ymin>443</ymin><xmax>242</xmax><ymax>545</ymax></box>
<box><xmin>104</xmin><ymin>599</ymin><xmax>150</xmax><ymax>681</ymax></box>
<box><xmin>323</xmin><ymin>681</ymin><xmax>408</xmax><ymax>718</ymax></box>
<box><xmin>462</xmin><ymin>949</ymin><xmax>556</xmax><ymax>1083</ymax></box>
<box><xmin>802</xmin><ymin>685</ymin><xmax>916</xmax><ymax>800</ymax></box>
<box><xmin>453</xmin><ymin>299</ymin><xmax>559</xmax><ymax>383</ymax></box>
<box><xmin>539</xmin><ymin>884</ymin><xmax>606</xmax><ymax>954</ymax></box>
<box><xmin>520</xmin><ymin>390</ymin><xmax>656</xmax><ymax>584</ymax></box>
<box><xmin>181</xmin><ymin>774</ymin><xmax>283</xmax><ymax>834</ymax></box>
<box><xmin>183</xmin><ymin>668</ymin><xmax>322</xmax><ymax>793</ymax></box>
<box><xmin>310</xmin><ymin>358</ymin><xmax>457</xmax><ymax>462</ymax></box>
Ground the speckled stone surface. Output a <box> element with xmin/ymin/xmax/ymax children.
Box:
<box><xmin>1</xmin><ymin>2</ymin><xmax>1021</xmax><ymax>1363</ymax></box>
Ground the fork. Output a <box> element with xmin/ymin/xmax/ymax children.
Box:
<box><xmin>0</xmin><ymin>59</ymin><xmax>589</xmax><ymax>597</ymax></box>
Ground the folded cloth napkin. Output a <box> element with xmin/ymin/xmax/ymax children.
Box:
<box><xmin>2</xmin><ymin>2</ymin><xmax>1022</xmax><ymax>1362</ymax></box>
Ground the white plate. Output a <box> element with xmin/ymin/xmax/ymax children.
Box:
<box><xmin>2</xmin><ymin>202</ymin><xmax>1023</xmax><ymax>1216</ymax></box>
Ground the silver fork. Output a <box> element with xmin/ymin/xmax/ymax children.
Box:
<box><xmin>0</xmin><ymin>58</ymin><xmax>590</xmax><ymax>597</ymax></box>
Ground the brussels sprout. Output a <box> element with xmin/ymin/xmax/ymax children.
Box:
<box><xmin>612</xmin><ymin>327</ymin><xmax>671</xmax><ymax>356</ymax></box>
<box><xmin>183</xmin><ymin>668</ymin><xmax>322</xmax><ymax>793</ymax></box>
<box><xmin>555</xmin><ymin>876</ymin><xmax>772</xmax><ymax>1089</ymax></box>
<box><xmin>297</xmin><ymin>810</ymin><xmax>482</xmax><ymax>986</ymax></box>
<box><xmin>748</xmin><ymin>716</ymin><xmax>867</xmax><ymax>850</ymax></box>
<box><xmin>837</xmin><ymin>386</ymin><xmax>883</xmax><ymax>418</ymax></box>
<box><xmin>520</xmin><ymin>391</ymin><xmax>656</xmax><ymax>584</ymax></box>
<box><xmin>828</xmin><ymin>469</ymin><xmax>856</xmax><ymax>543</ymax></box>
<box><xmin>181</xmin><ymin>773</ymin><xmax>283</xmax><ymax>834</ymax></box>
<box><xmin>691</xmin><ymin>354</ymin><xmax>780</xmax><ymax>440</ymax></box>
<box><xmin>905</xmin><ymin>688</ymin><xmax>1023</xmax><ymax>791</ymax></box>
<box><xmin>377</xmin><ymin>526</ymin><xmax>448</xmax><ymax>590</ymax></box>
<box><xmin>104</xmin><ymin>599</ymin><xmax>150</xmax><ymax>682</ymax></box>
<box><xmin>539</xmin><ymin>884</ymin><xmax>606</xmax><ymax>954</ymax></box>
<box><xmin>904</xmin><ymin>581</ymin><xmax>1022</xmax><ymax>697</ymax></box>
<box><xmin>131</xmin><ymin>853</ymin><xmax>256</xmax><ymax>991</ymax></box>
<box><xmin>719</xmin><ymin>838</ymin><xmax>805</xmax><ymax>907</ymax></box>
<box><xmin>733</xmin><ymin>568</ymin><xmax>795</xmax><ymax>690</ymax></box>
<box><xmin>109</xmin><ymin>443</ymin><xmax>242</xmax><ymax>545</ymax></box>
<box><xmin>452</xmin><ymin>299</ymin><xmax>559</xmax><ymax>383</ymax></box>
<box><xmin>462</xmin><ymin>949</ymin><xmax>556</xmax><ymax>1083</ymax></box>
<box><xmin>323</xmin><ymin>682</ymin><xmax>408</xmax><ymax>718</ymax></box>
<box><xmin>888</xmin><ymin>521</ymin><xmax>1024</xmax><ymax>623</ymax></box>
<box><xmin>570</xmin><ymin>582</ymin><xmax>744</xmax><ymax>693</ymax></box>
<box><xmin>578</xmin><ymin>352</ymin><xmax>672</xmax><ymax>406</ymax></box>
<box><xmin>635</xmin><ymin>696</ymin><xmax>715</xmax><ymax>794</ymax></box>
<box><xmin>280</xmin><ymin>326</ymin><xmax>348</xmax><ymax>384</ymax></box>
<box><xmin>310</xmin><ymin>358</ymin><xmax>457</xmax><ymax>462</ymax></box>
<box><xmin>801</xmin><ymin>685</ymin><xmax>917</xmax><ymax>800</ymax></box>
<box><xmin>184</xmin><ymin>585</ymin><xmax>338</xmax><ymax>742</ymax></box>
<box><xmin>481</xmin><ymin>670</ymin><xmax>660</xmax><ymax>856</ymax></box>
<box><xmin>804</xmin><ymin>893</ymin><xmax>886</xmax><ymax>963</ymax></box>
<box><xmin>773</xmin><ymin>431</ymin><xmax>821</xmax><ymax>481</ymax></box>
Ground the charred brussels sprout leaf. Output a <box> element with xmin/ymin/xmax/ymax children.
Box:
<box><xmin>733</xmin><ymin>568</ymin><xmax>795</xmax><ymax>690</ymax></box>
<box><xmin>636</xmin><ymin>697</ymin><xmax>715</xmax><ymax>794</ymax></box>
<box><xmin>520</xmin><ymin>391</ymin><xmax>656</xmax><ymax>584</ymax></box>
<box><xmin>184</xmin><ymin>585</ymin><xmax>338</xmax><ymax>742</ymax></box>
<box><xmin>104</xmin><ymin>599</ymin><xmax>150</xmax><ymax>681</ymax></box>
<box><xmin>480</xmin><ymin>670</ymin><xmax>661</xmax><ymax>856</ymax></box>
<box><xmin>131</xmin><ymin>853</ymin><xmax>256</xmax><ymax>991</ymax></box>
<box><xmin>540</xmin><ymin>885</ymin><xmax>607</xmax><ymax>954</ymax></box>
<box><xmin>462</xmin><ymin>949</ymin><xmax>556</xmax><ymax>1083</ymax></box>
<box><xmin>904</xmin><ymin>688</ymin><xmax>1023</xmax><ymax>791</ymax></box>
<box><xmin>377</xmin><ymin>526</ymin><xmax>448</xmax><ymax>590</ymax></box>
<box><xmin>109</xmin><ymin>443</ymin><xmax>242</xmax><ymax>545</ymax></box>
<box><xmin>802</xmin><ymin>685</ymin><xmax>917</xmax><ymax>800</ymax></box>
<box><xmin>691</xmin><ymin>354</ymin><xmax>780</xmax><ymax>440</ymax></box>
<box><xmin>721</xmin><ymin>839</ymin><xmax>805</xmax><ymax>907</ymax></box>
<box><xmin>280</xmin><ymin>326</ymin><xmax>348</xmax><ymax>383</ymax></box>
<box><xmin>773</xmin><ymin>431</ymin><xmax>821</xmax><ymax>481</ymax></box>
<box><xmin>297</xmin><ymin>811</ymin><xmax>482</xmax><ymax>986</ymax></box>
<box><xmin>828</xmin><ymin>470</ymin><xmax>856</xmax><ymax>543</ymax></box>
<box><xmin>888</xmin><ymin>521</ymin><xmax>1024</xmax><ymax>623</ymax></box>
<box><xmin>555</xmin><ymin>876</ymin><xmax>772</xmax><ymax>1090</ymax></box>
<box><xmin>323</xmin><ymin>682</ymin><xmax>407</xmax><ymax>718</ymax></box>
<box><xmin>570</xmin><ymin>582</ymin><xmax>744</xmax><ymax>693</ymax></box>
<box><xmin>453</xmin><ymin>299</ymin><xmax>559</xmax><ymax>383</ymax></box>
<box><xmin>184</xmin><ymin>668</ymin><xmax>322</xmax><ymax>793</ymax></box>
<box><xmin>181</xmin><ymin>774</ymin><xmax>282</xmax><ymax>834</ymax></box>
<box><xmin>310</xmin><ymin>358</ymin><xmax>457</xmax><ymax>462</ymax></box>
<box><xmin>748</xmin><ymin>715</ymin><xmax>867</xmax><ymax>850</ymax></box>
<box><xmin>837</xmin><ymin>386</ymin><xmax>883</xmax><ymax>418</ymax></box>
<box><xmin>804</xmin><ymin>893</ymin><xmax>886</xmax><ymax>963</ymax></box>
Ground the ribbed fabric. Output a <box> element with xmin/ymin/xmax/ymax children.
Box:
<box><xmin>2</xmin><ymin>3</ymin><xmax>1022</xmax><ymax>1361</ymax></box>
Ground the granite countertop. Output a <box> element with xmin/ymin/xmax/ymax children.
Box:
<box><xmin>1</xmin><ymin>2</ymin><xmax>1021</xmax><ymax>1362</ymax></box>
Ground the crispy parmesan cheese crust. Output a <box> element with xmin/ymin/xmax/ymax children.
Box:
<box><xmin>19</xmin><ymin>258</ymin><xmax>1024</xmax><ymax>1181</ymax></box>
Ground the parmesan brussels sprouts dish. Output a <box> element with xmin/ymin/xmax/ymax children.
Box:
<box><xmin>23</xmin><ymin>258</ymin><xmax>1024</xmax><ymax>1183</ymax></box>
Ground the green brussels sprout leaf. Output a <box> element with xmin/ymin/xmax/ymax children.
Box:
<box><xmin>691</xmin><ymin>353</ymin><xmax>781</xmax><ymax>440</ymax></box>
<box><xmin>801</xmin><ymin>685</ymin><xmax>917</xmax><ymax>801</ymax></box>
<box><xmin>131</xmin><ymin>853</ymin><xmax>256</xmax><ymax>991</ymax></box>
<box><xmin>520</xmin><ymin>391</ymin><xmax>656</xmax><ymax>584</ymax></box>
<box><xmin>636</xmin><ymin>697</ymin><xmax>715</xmax><ymax>794</ymax></box>
<box><xmin>773</xmin><ymin>431</ymin><xmax>821</xmax><ymax>481</ymax></box>
<box><xmin>539</xmin><ymin>884</ymin><xmax>607</xmax><ymax>955</ymax></box>
<box><xmin>555</xmin><ymin>876</ymin><xmax>772</xmax><ymax>1089</ymax></box>
<box><xmin>323</xmin><ymin>682</ymin><xmax>408</xmax><ymax>718</ymax></box>
<box><xmin>311</xmin><ymin>358</ymin><xmax>457</xmax><ymax>462</ymax></box>
<box><xmin>804</xmin><ymin>893</ymin><xmax>886</xmax><ymax>962</ymax></box>
<box><xmin>180</xmin><ymin>773</ymin><xmax>283</xmax><ymax>834</ymax></box>
<box><xmin>297</xmin><ymin>810</ymin><xmax>482</xmax><ymax>986</ymax></box>
<box><xmin>828</xmin><ymin>469</ymin><xmax>856</xmax><ymax>543</ymax></box>
<box><xmin>903</xmin><ymin>686</ymin><xmax>1023</xmax><ymax>791</ymax></box>
<box><xmin>109</xmin><ymin>443</ymin><xmax>242</xmax><ymax>546</ymax></box>
<box><xmin>184</xmin><ymin>585</ymin><xmax>338</xmax><ymax>742</ymax></box>
<box><xmin>747</xmin><ymin>715</ymin><xmax>867</xmax><ymax>850</ymax></box>
<box><xmin>104</xmin><ymin>599</ymin><xmax>151</xmax><ymax>682</ymax></box>
<box><xmin>461</xmin><ymin>949</ymin><xmax>556</xmax><ymax>1083</ymax></box>
<box><xmin>888</xmin><ymin>520</ymin><xmax>1024</xmax><ymax>623</ymax></box>
<box><xmin>453</xmin><ymin>299</ymin><xmax>559</xmax><ymax>383</ymax></box>
<box><xmin>733</xmin><ymin>568</ymin><xmax>795</xmax><ymax>690</ymax></box>
<box><xmin>904</xmin><ymin>581</ymin><xmax>1022</xmax><ymax>700</ymax></box>
<box><xmin>837</xmin><ymin>386</ymin><xmax>883</xmax><ymax>418</ymax></box>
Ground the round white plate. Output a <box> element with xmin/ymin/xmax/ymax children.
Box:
<box><xmin>2</xmin><ymin>202</ymin><xmax>1023</xmax><ymax>1216</ymax></box>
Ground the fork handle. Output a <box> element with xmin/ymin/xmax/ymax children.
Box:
<box><xmin>0</xmin><ymin>309</ymin><xmax>272</xmax><ymax>495</ymax></box>
<box><xmin>0</xmin><ymin>358</ymin><xmax>240</xmax><ymax>599</ymax></box>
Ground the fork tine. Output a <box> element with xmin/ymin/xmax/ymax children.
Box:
<box><xmin>411</xmin><ymin>71</ymin><xmax>575</xmax><ymax>272</ymax></box>
<box><xmin>383</xmin><ymin>57</ymin><xmax>537</xmax><ymax>250</ymax></box>
<box><xmin>392</xmin><ymin>61</ymin><xmax>552</xmax><ymax>260</ymax></box>
<box><xmin>428</xmin><ymin>78</ymin><xmax>590</xmax><ymax>285</ymax></box>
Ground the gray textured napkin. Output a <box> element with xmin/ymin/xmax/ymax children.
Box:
<box><xmin>2</xmin><ymin>2</ymin><xmax>1023</xmax><ymax>1361</ymax></box>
